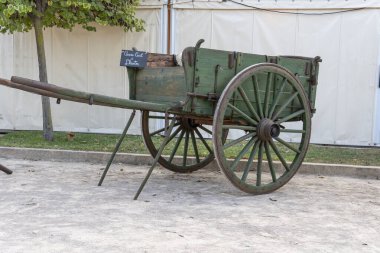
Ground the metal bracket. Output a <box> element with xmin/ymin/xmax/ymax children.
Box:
<box><xmin>187</xmin><ymin>92</ymin><xmax>219</xmax><ymax>101</ymax></box>
<box><xmin>207</xmin><ymin>93</ymin><xmax>219</xmax><ymax>101</ymax></box>
<box><xmin>192</xmin><ymin>39</ymin><xmax>205</xmax><ymax>88</ymax></box>
<box><xmin>305</xmin><ymin>62</ymin><xmax>311</xmax><ymax>75</ymax></box>
<box><xmin>194</xmin><ymin>76</ymin><xmax>200</xmax><ymax>86</ymax></box>
<box><xmin>309</xmin><ymin>56</ymin><xmax>322</xmax><ymax>86</ymax></box>
<box><xmin>269</xmin><ymin>57</ymin><xmax>278</xmax><ymax>64</ymax></box>
<box><xmin>214</xmin><ymin>64</ymin><xmax>222</xmax><ymax>97</ymax></box>
<box><xmin>187</xmin><ymin>50</ymin><xmax>193</xmax><ymax>67</ymax></box>
<box><xmin>195</xmin><ymin>39</ymin><xmax>205</xmax><ymax>49</ymax></box>
<box><xmin>314</xmin><ymin>56</ymin><xmax>322</xmax><ymax>63</ymax></box>
<box><xmin>164</xmin><ymin>109</ymin><xmax>170</xmax><ymax>137</ymax></box>
<box><xmin>228</xmin><ymin>52</ymin><xmax>236</xmax><ymax>69</ymax></box>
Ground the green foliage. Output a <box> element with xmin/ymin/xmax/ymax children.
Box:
<box><xmin>0</xmin><ymin>0</ymin><xmax>144</xmax><ymax>33</ymax></box>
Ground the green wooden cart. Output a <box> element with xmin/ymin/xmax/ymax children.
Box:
<box><xmin>0</xmin><ymin>39</ymin><xmax>321</xmax><ymax>199</ymax></box>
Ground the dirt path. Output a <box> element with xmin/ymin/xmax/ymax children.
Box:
<box><xmin>0</xmin><ymin>158</ymin><xmax>379</xmax><ymax>252</ymax></box>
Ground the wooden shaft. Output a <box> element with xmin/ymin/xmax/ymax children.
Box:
<box><xmin>0</xmin><ymin>164</ymin><xmax>12</xmax><ymax>175</ymax></box>
<box><xmin>4</xmin><ymin>77</ymin><xmax>175</xmax><ymax>113</ymax></box>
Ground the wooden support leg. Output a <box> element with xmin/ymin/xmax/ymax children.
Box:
<box><xmin>98</xmin><ymin>110</ymin><xmax>136</xmax><ymax>186</ymax></box>
<box><xmin>133</xmin><ymin>118</ymin><xmax>176</xmax><ymax>200</ymax></box>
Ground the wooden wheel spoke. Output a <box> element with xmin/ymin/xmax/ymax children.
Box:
<box><xmin>168</xmin><ymin>129</ymin><xmax>185</xmax><ymax>163</ymax></box>
<box><xmin>272</xmin><ymin>92</ymin><xmax>299</xmax><ymax>121</ymax></box>
<box><xmin>275</xmin><ymin>137</ymin><xmax>301</xmax><ymax>154</ymax></box>
<box><xmin>227</xmin><ymin>103</ymin><xmax>258</xmax><ymax>126</ymax></box>
<box><xmin>142</xmin><ymin>111</ymin><xmax>215</xmax><ymax>173</ymax></box>
<box><xmin>198</xmin><ymin>125</ymin><xmax>212</xmax><ymax>135</ymax></box>
<box><xmin>183</xmin><ymin>131</ymin><xmax>190</xmax><ymax>167</ymax></box>
<box><xmin>230</xmin><ymin>137</ymin><xmax>257</xmax><ymax>172</ymax></box>
<box><xmin>167</xmin><ymin>126</ymin><xmax>183</xmax><ymax>144</ymax></box>
<box><xmin>256</xmin><ymin>142</ymin><xmax>264</xmax><ymax>186</ymax></box>
<box><xmin>237</xmin><ymin>86</ymin><xmax>260</xmax><ymax>122</ymax></box>
<box><xmin>191</xmin><ymin>130</ymin><xmax>200</xmax><ymax>163</ymax></box>
<box><xmin>241</xmin><ymin>140</ymin><xmax>260</xmax><ymax>182</ymax></box>
<box><xmin>269</xmin><ymin>77</ymin><xmax>287</xmax><ymax>119</ymax></box>
<box><xmin>269</xmin><ymin>139</ymin><xmax>289</xmax><ymax>171</ymax></box>
<box><xmin>281</xmin><ymin>129</ymin><xmax>305</xmax><ymax>134</ymax></box>
<box><xmin>276</xmin><ymin>109</ymin><xmax>305</xmax><ymax>124</ymax></box>
<box><xmin>194</xmin><ymin>128</ymin><xmax>213</xmax><ymax>154</ymax></box>
<box><xmin>264</xmin><ymin>141</ymin><xmax>277</xmax><ymax>182</ymax></box>
<box><xmin>149</xmin><ymin>122</ymin><xmax>180</xmax><ymax>136</ymax></box>
<box><xmin>263</xmin><ymin>72</ymin><xmax>273</xmax><ymax>118</ymax></box>
<box><xmin>252</xmin><ymin>75</ymin><xmax>264</xmax><ymax>119</ymax></box>
<box><xmin>224</xmin><ymin>132</ymin><xmax>256</xmax><ymax>149</ymax></box>
<box><xmin>222</xmin><ymin>125</ymin><xmax>256</xmax><ymax>131</ymax></box>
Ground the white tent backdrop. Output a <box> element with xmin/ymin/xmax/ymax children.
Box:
<box><xmin>0</xmin><ymin>8</ymin><xmax>163</xmax><ymax>135</ymax></box>
<box><xmin>1</xmin><ymin>1</ymin><xmax>380</xmax><ymax>146</ymax></box>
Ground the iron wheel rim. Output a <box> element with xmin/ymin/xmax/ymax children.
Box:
<box><xmin>213</xmin><ymin>63</ymin><xmax>311</xmax><ymax>194</ymax></box>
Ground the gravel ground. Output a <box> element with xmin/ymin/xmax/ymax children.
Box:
<box><xmin>0</xmin><ymin>158</ymin><xmax>379</xmax><ymax>253</ymax></box>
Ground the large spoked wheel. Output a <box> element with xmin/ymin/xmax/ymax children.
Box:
<box><xmin>213</xmin><ymin>63</ymin><xmax>311</xmax><ymax>194</ymax></box>
<box><xmin>142</xmin><ymin>111</ymin><xmax>219</xmax><ymax>173</ymax></box>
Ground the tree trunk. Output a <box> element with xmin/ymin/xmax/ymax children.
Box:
<box><xmin>32</xmin><ymin>14</ymin><xmax>54</xmax><ymax>141</ymax></box>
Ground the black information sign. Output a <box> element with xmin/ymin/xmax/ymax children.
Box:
<box><xmin>120</xmin><ymin>50</ymin><xmax>148</xmax><ymax>68</ymax></box>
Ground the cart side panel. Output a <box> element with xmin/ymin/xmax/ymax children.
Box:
<box><xmin>128</xmin><ymin>67</ymin><xmax>187</xmax><ymax>105</ymax></box>
<box><xmin>277</xmin><ymin>56</ymin><xmax>319</xmax><ymax>113</ymax></box>
<box><xmin>231</xmin><ymin>53</ymin><xmax>269</xmax><ymax>119</ymax></box>
<box><xmin>236</xmin><ymin>53</ymin><xmax>268</xmax><ymax>72</ymax></box>
<box><xmin>231</xmin><ymin>56</ymin><xmax>319</xmax><ymax>121</ymax></box>
<box><xmin>182</xmin><ymin>47</ymin><xmax>320</xmax><ymax>121</ymax></box>
<box><xmin>182</xmin><ymin>47</ymin><xmax>234</xmax><ymax>115</ymax></box>
<box><xmin>192</xmin><ymin>48</ymin><xmax>234</xmax><ymax>116</ymax></box>
<box><xmin>183</xmin><ymin>48</ymin><xmax>267</xmax><ymax>116</ymax></box>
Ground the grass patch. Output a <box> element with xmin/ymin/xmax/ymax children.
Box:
<box><xmin>1</xmin><ymin>130</ymin><xmax>380</xmax><ymax>166</ymax></box>
<box><xmin>0</xmin><ymin>131</ymin><xmax>147</xmax><ymax>153</ymax></box>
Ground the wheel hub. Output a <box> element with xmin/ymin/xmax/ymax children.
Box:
<box><xmin>180</xmin><ymin>117</ymin><xmax>199</xmax><ymax>131</ymax></box>
<box><xmin>257</xmin><ymin>118</ymin><xmax>280</xmax><ymax>141</ymax></box>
